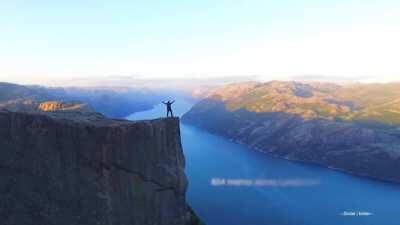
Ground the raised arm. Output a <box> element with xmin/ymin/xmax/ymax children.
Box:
<box><xmin>162</xmin><ymin>101</ymin><xmax>167</xmax><ymax>105</ymax></box>
<box><xmin>171</xmin><ymin>100</ymin><xmax>175</xmax><ymax>104</ymax></box>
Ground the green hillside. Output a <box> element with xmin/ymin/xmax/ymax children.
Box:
<box><xmin>207</xmin><ymin>81</ymin><xmax>400</xmax><ymax>125</ymax></box>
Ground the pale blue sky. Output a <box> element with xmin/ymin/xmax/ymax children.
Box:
<box><xmin>1</xmin><ymin>0</ymin><xmax>399</xmax><ymax>85</ymax></box>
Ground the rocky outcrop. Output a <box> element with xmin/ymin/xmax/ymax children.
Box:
<box><xmin>0</xmin><ymin>110</ymin><xmax>201</xmax><ymax>225</ymax></box>
<box><xmin>38</xmin><ymin>101</ymin><xmax>93</xmax><ymax>112</ymax></box>
<box><xmin>183</xmin><ymin>98</ymin><xmax>400</xmax><ymax>183</ymax></box>
<box><xmin>1</xmin><ymin>100</ymin><xmax>94</xmax><ymax>114</ymax></box>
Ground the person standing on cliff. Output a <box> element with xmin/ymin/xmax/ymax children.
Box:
<box><xmin>162</xmin><ymin>100</ymin><xmax>175</xmax><ymax>117</ymax></box>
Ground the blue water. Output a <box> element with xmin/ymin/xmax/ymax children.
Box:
<box><xmin>127</xmin><ymin>100</ymin><xmax>400</xmax><ymax>225</ymax></box>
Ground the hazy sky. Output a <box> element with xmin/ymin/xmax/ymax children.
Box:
<box><xmin>1</xmin><ymin>0</ymin><xmax>399</xmax><ymax>85</ymax></box>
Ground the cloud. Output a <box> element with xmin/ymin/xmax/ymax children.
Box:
<box><xmin>288</xmin><ymin>74</ymin><xmax>374</xmax><ymax>83</ymax></box>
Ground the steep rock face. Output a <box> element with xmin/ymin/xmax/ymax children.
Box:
<box><xmin>182</xmin><ymin>98</ymin><xmax>400</xmax><ymax>183</ymax></box>
<box><xmin>0</xmin><ymin>110</ymin><xmax>200</xmax><ymax>225</ymax></box>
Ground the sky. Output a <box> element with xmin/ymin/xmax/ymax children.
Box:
<box><xmin>0</xmin><ymin>0</ymin><xmax>399</xmax><ymax>85</ymax></box>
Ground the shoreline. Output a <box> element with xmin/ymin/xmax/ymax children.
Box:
<box><xmin>183</xmin><ymin>121</ymin><xmax>400</xmax><ymax>186</ymax></box>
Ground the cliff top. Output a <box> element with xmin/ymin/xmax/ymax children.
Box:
<box><xmin>0</xmin><ymin>103</ymin><xmax>195</xmax><ymax>225</ymax></box>
<box><xmin>0</xmin><ymin>108</ymin><xmax>179</xmax><ymax>128</ymax></box>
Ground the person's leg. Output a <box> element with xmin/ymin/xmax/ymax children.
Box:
<box><xmin>171</xmin><ymin>110</ymin><xmax>174</xmax><ymax>117</ymax></box>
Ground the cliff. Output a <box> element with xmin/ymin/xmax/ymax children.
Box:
<box><xmin>182</xmin><ymin>82</ymin><xmax>400</xmax><ymax>183</ymax></box>
<box><xmin>0</xmin><ymin>109</ymin><xmax>202</xmax><ymax>225</ymax></box>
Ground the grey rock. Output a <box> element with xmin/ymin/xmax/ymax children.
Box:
<box><xmin>0</xmin><ymin>110</ymin><xmax>201</xmax><ymax>225</ymax></box>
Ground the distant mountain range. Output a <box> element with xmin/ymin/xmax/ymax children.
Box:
<box><xmin>183</xmin><ymin>81</ymin><xmax>400</xmax><ymax>182</ymax></box>
<box><xmin>199</xmin><ymin>81</ymin><xmax>400</xmax><ymax>125</ymax></box>
<box><xmin>0</xmin><ymin>82</ymin><xmax>165</xmax><ymax>118</ymax></box>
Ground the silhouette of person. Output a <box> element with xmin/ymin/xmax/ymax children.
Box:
<box><xmin>162</xmin><ymin>100</ymin><xmax>175</xmax><ymax>117</ymax></box>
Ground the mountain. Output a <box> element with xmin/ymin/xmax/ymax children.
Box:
<box><xmin>198</xmin><ymin>81</ymin><xmax>400</xmax><ymax>125</ymax></box>
<box><xmin>0</xmin><ymin>82</ymin><xmax>163</xmax><ymax>118</ymax></box>
<box><xmin>50</xmin><ymin>87</ymin><xmax>164</xmax><ymax>118</ymax></box>
<box><xmin>0</xmin><ymin>109</ymin><xmax>203</xmax><ymax>225</ymax></box>
<box><xmin>0</xmin><ymin>82</ymin><xmax>51</xmax><ymax>102</ymax></box>
<box><xmin>182</xmin><ymin>81</ymin><xmax>400</xmax><ymax>182</ymax></box>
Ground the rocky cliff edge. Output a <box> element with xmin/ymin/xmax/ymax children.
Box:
<box><xmin>0</xmin><ymin>109</ymin><xmax>202</xmax><ymax>225</ymax></box>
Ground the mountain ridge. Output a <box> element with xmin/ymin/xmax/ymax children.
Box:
<box><xmin>0</xmin><ymin>82</ymin><xmax>163</xmax><ymax>118</ymax></box>
<box><xmin>183</xmin><ymin>81</ymin><xmax>400</xmax><ymax>183</ymax></box>
<box><xmin>202</xmin><ymin>80</ymin><xmax>400</xmax><ymax>126</ymax></box>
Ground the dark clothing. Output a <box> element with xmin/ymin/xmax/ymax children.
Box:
<box><xmin>163</xmin><ymin>101</ymin><xmax>175</xmax><ymax>117</ymax></box>
<box><xmin>167</xmin><ymin>108</ymin><xmax>173</xmax><ymax>117</ymax></box>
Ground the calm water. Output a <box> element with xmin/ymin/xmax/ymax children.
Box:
<box><xmin>127</xmin><ymin>100</ymin><xmax>400</xmax><ymax>225</ymax></box>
